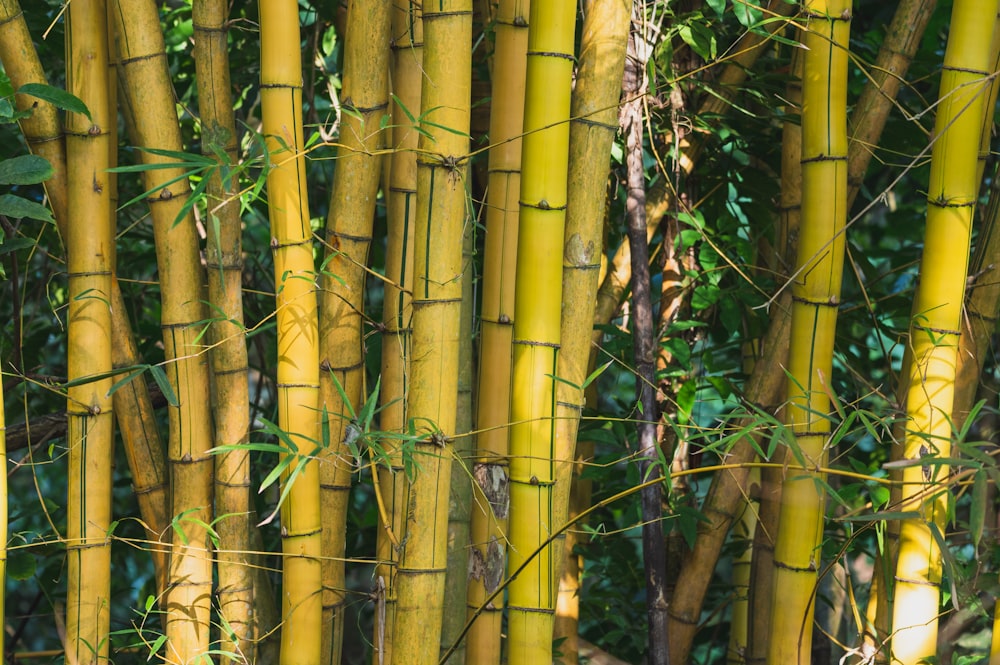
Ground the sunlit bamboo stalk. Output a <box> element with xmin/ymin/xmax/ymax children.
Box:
<box><xmin>506</xmin><ymin>2</ymin><xmax>576</xmax><ymax>662</ymax></box>
<box><xmin>64</xmin><ymin>1</ymin><xmax>114</xmax><ymax>662</ymax></box>
<box><xmin>892</xmin><ymin>2</ymin><xmax>998</xmax><ymax>662</ymax></box>
<box><xmin>259</xmin><ymin>2</ymin><xmax>324</xmax><ymax>662</ymax></box>
<box><xmin>390</xmin><ymin>1</ymin><xmax>471</xmax><ymax>661</ymax></box>
<box><xmin>766</xmin><ymin>3</ymin><xmax>850</xmax><ymax>663</ymax></box>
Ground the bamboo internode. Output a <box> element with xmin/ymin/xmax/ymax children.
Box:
<box><xmin>507</xmin><ymin>1</ymin><xmax>575</xmax><ymax>662</ymax></box>
<box><xmin>892</xmin><ymin>2</ymin><xmax>999</xmax><ymax>662</ymax></box>
<box><xmin>260</xmin><ymin>1</ymin><xmax>324</xmax><ymax>663</ymax></box>
<box><xmin>390</xmin><ymin>2</ymin><xmax>471</xmax><ymax>663</ymax></box>
<box><xmin>767</xmin><ymin>2</ymin><xmax>851</xmax><ymax>663</ymax></box>
<box><xmin>65</xmin><ymin>2</ymin><xmax>115</xmax><ymax>663</ymax></box>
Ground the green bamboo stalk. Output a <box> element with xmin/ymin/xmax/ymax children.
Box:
<box><xmin>766</xmin><ymin>4</ymin><xmax>851</xmax><ymax>663</ymax></box>
<box><xmin>507</xmin><ymin>1</ymin><xmax>576</xmax><ymax>662</ymax></box>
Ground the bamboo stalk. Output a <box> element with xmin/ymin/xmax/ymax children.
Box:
<box><xmin>317</xmin><ymin>2</ymin><xmax>391</xmax><ymax>662</ymax></box>
<box><xmin>109</xmin><ymin>2</ymin><xmax>217</xmax><ymax>659</ymax></box>
<box><xmin>0</xmin><ymin>0</ymin><xmax>68</xmax><ymax>227</ymax></box>
<box><xmin>766</xmin><ymin>3</ymin><xmax>851</xmax><ymax>663</ymax></box>
<box><xmin>64</xmin><ymin>2</ymin><xmax>115</xmax><ymax>662</ymax></box>
<box><xmin>441</xmin><ymin>221</ymin><xmax>476</xmax><ymax>663</ymax></box>
<box><xmin>192</xmin><ymin>0</ymin><xmax>253</xmax><ymax>658</ymax></box>
<box><xmin>620</xmin><ymin>3</ymin><xmax>669</xmax><ymax>663</ymax></box>
<box><xmin>375</xmin><ymin>4</ymin><xmax>423</xmax><ymax>661</ymax></box>
<box><xmin>506</xmin><ymin>2</ymin><xmax>576</xmax><ymax>662</ymax></box>
<box><xmin>465</xmin><ymin>0</ymin><xmax>528</xmax><ymax>660</ymax></box>
<box><xmin>259</xmin><ymin>2</ymin><xmax>324</xmax><ymax>663</ymax></box>
<box><xmin>891</xmin><ymin>2</ymin><xmax>998</xmax><ymax>662</ymax></box>
<box><xmin>389</xmin><ymin>1</ymin><xmax>470</xmax><ymax>662</ymax></box>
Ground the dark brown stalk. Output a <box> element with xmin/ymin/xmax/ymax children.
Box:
<box><xmin>622</xmin><ymin>5</ymin><xmax>669</xmax><ymax>664</ymax></box>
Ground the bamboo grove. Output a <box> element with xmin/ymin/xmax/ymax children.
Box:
<box><xmin>8</xmin><ymin>0</ymin><xmax>1000</xmax><ymax>663</ymax></box>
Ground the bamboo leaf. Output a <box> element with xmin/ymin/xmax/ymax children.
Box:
<box><xmin>0</xmin><ymin>154</ymin><xmax>53</xmax><ymax>185</ymax></box>
<box><xmin>970</xmin><ymin>469</ymin><xmax>986</xmax><ymax>550</ymax></box>
<box><xmin>0</xmin><ymin>193</ymin><xmax>54</xmax><ymax>222</ymax></box>
<box><xmin>148</xmin><ymin>364</ymin><xmax>180</xmax><ymax>407</ymax></box>
<box><xmin>18</xmin><ymin>82</ymin><xmax>91</xmax><ymax>119</ymax></box>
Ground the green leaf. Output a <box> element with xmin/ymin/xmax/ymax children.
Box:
<box><xmin>663</xmin><ymin>337</ymin><xmax>691</xmax><ymax>370</ymax></box>
<box><xmin>691</xmin><ymin>282</ymin><xmax>720</xmax><ymax>310</ymax></box>
<box><xmin>675</xmin><ymin>379</ymin><xmax>697</xmax><ymax>425</ymax></box>
<box><xmin>8</xmin><ymin>550</ymin><xmax>35</xmax><ymax>580</ymax></box>
<box><xmin>0</xmin><ymin>71</ymin><xmax>13</xmax><ymax>98</ymax></box>
<box><xmin>734</xmin><ymin>1</ymin><xmax>764</xmax><ymax>29</ymax></box>
<box><xmin>148</xmin><ymin>364</ymin><xmax>180</xmax><ymax>407</ymax></box>
<box><xmin>971</xmin><ymin>469</ymin><xmax>987</xmax><ymax>550</ymax></box>
<box><xmin>18</xmin><ymin>83</ymin><xmax>91</xmax><ymax>120</ymax></box>
<box><xmin>0</xmin><ymin>154</ymin><xmax>53</xmax><ymax>185</ymax></box>
<box><xmin>0</xmin><ymin>236</ymin><xmax>37</xmax><ymax>256</ymax></box>
<box><xmin>677</xmin><ymin>21</ymin><xmax>716</xmax><ymax>61</ymax></box>
<box><xmin>0</xmin><ymin>193</ymin><xmax>53</xmax><ymax>222</ymax></box>
<box><xmin>705</xmin><ymin>0</ymin><xmax>725</xmax><ymax>16</ymax></box>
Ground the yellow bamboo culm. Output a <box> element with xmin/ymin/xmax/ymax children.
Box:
<box><xmin>317</xmin><ymin>2</ymin><xmax>391</xmax><ymax>663</ymax></box>
<box><xmin>465</xmin><ymin>1</ymin><xmax>528</xmax><ymax>661</ymax></box>
<box><xmin>374</xmin><ymin>3</ymin><xmax>423</xmax><ymax>663</ymax></box>
<box><xmin>259</xmin><ymin>3</ymin><xmax>324</xmax><ymax>664</ymax></box>
<box><xmin>892</xmin><ymin>2</ymin><xmax>998</xmax><ymax>663</ymax></box>
<box><xmin>110</xmin><ymin>1</ymin><xmax>217</xmax><ymax>659</ymax></box>
<box><xmin>389</xmin><ymin>1</ymin><xmax>471</xmax><ymax>662</ymax></box>
<box><xmin>0</xmin><ymin>0</ymin><xmax>69</xmax><ymax>223</ymax></box>
<box><xmin>64</xmin><ymin>1</ymin><xmax>114</xmax><ymax>663</ymax></box>
<box><xmin>506</xmin><ymin>1</ymin><xmax>576</xmax><ymax>663</ymax></box>
<box><xmin>192</xmin><ymin>0</ymin><xmax>254</xmax><ymax>657</ymax></box>
<box><xmin>766</xmin><ymin>3</ymin><xmax>850</xmax><ymax>664</ymax></box>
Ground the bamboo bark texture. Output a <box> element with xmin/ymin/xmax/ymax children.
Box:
<box><xmin>506</xmin><ymin>1</ymin><xmax>575</xmax><ymax>662</ymax></box>
<box><xmin>259</xmin><ymin>2</ymin><xmax>324</xmax><ymax>663</ymax></box>
<box><xmin>390</xmin><ymin>1</ymin><xmax>470</xmax><ymax>662</ymax></box>
<box><xmin>766</xmin><ymin>3</ymin><xmax>850</xmax><ymax>663</ymax></box>
<box><xmin>317</xmin><ymin>2</ymin><xmax>390</xmax><ymax>663</ymax></box>
<box><xmin>466</xmin><ymin>0</ymin><xmax>528</xmax><ymax>660</ymax></box>
<box><xmin>892</xmin><ymin>2</ymin><xmax>998</xmax><ymax>662</ymax></box>
<box><xmin>64</xmin><ymin>2</ymin><xmax>114</xmax><ymax>662</ymax></box>
<box><xmin>110</xmin><ymin>1</ymin><xmax>217</xmax><ymax>660</ymax></box>
<box><xmin>192</xmin><ymin>0</ymin><xmax>253</xmax><ymax>657</ymax></box>
<box><xmin>375</xmin><ymin>4</ymin><xmax>422</xmax><ymax>661</ymax></box>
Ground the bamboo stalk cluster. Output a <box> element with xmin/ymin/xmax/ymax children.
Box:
<box><xmin>8</xmin><ymin>0</ymin><xmax>1000</xmax><ymax>664</ymax></box>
